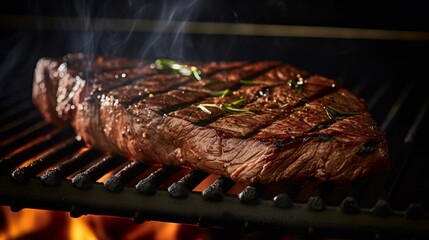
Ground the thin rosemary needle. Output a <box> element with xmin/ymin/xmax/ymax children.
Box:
<box><xmin>155</xmin><ymin>58</ymin><xmax>202</xmax><ymax>80</ymax></box>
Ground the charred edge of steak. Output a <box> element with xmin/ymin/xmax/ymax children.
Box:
<box><xmin>62</xmin><ymin>54</ymin><xmax>143</xmax><ymax>79</ymax></box>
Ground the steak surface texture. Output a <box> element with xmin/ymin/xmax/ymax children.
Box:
<box><xmin>33</xmin><ymin>53</ymin><xmax>389</xmax><ymax>184</ymax></box>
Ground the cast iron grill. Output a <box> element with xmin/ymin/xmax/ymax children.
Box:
<box><xmin>0</xmin><ymin>74</ymin><xmax>428</xmax><ymax>239</ymax></box>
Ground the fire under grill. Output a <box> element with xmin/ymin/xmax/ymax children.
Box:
<box><xmin>0</xmin><ymin>71</ymin><xmax>428</xmax><ymax>239</ymax></box>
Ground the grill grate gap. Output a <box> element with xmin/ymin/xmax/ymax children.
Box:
<box><xmin>324</xmin><ymin>184</ymin><xmax>351</xmax><ymax>207</ymax></box>
<box><xmin>10</xmin><ymin>138</ymin><xmax>83</xmax><ymax>183</ymax></box>
<box><xmin>0</xmin><ymin>128</ymin><xmax>73</xmax><ymax>173</ymax></box>
<box><xmin>71</xmin><ymin>155</ymin><xmax>125</xmax><ymax>189</ymax></box>
<box><xmin>0</xmin><ymin>121</ymin><xmax>54</xmax><ymax>157</ymax></box>
<box><xmin>380</xmin><ymin>83</ymin><xmax>414</xmax><ymax>132</ymax></box>
<box><xmin>201</xmin><ymin>176</ymin><xmax>235</xmax><ymax>202</ymax></box>
<box><xmin>339</xmin><ymin>177</ymin><xmax>371</xmax><ymax>212</ymax></box>
<box><xmin>273</xmin><ymin>181</ymin><xmax>303</xmax><ymax>208</ymax></box>
<box><xmin>0</xmin><ymin>87</ymin><xmax>32</xmax><ymax>109</ymax></box>
<box><xmin>103</xmin><ymin>161</ymin><xmax>150</xmax><ymax>192</ymax></box>
<box><xmin>358</xmin><ymin>84</ymin><xmax>419</xmax><ymax>209</ymax></box>
<box><xmin>135</xmin><ymin>166</ymin><xmax>181</xmax><ymax>195</ymax></box>
<box><xmin>0</xmin><ymin>111</ymin><xmax>44</xmax><ymax>139</ymax></box>
<box><xmin>41</xmin><ymin>148</ymin><xmax>103</xmax><ymax>186</ymax></box>
<box><xmin>0</xmin><ymin>101</ymin><xmax>34</xmax><ymax>126</ymax></box>
<box><xmin>293</xmin><ymin>181</ymin><xmax>319</xmax><ymax>203</ymax></box>
<box><xmin>366</xmin><ymin>81</ymin><xmax>390</xmax><ymax>112</ymax></box>
<box><xmin>167</xmin><ymin>170</ymin><xmax>209</xmax><ymax>198</ymax></box>
<box><xmin>381</xmin><ymin>95</ymin><xmax>429</xmax><ymax>208</ymax></box>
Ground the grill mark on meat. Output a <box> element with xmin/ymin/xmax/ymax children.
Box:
<box><xmin>87</xmin><ymin>65</ymin><xmax>157</xmax><ymax>95</ymax></box>
<box><xmin>240</xmin><ymin>84</ymin><xmax>339</xmax><ymax>139</ymax></box>
<box><xmin>120</xmin><ymin>61</ymin><xmax>281</xmax><ymax>119</ymax></box>
<box><xmin>121</xmin><ymin>78</ymin><xmax>208</xmax><ymax>107</ymax></box>
<box><xmin>254</xmin><ymin>89</ymin><xmax>365</xmax><ymax>141</ymax></box>
<box><xmin>170</xmin><ymin>64</ymin><xmax>305</xmax><ymax>126</ymax></box>
<box><xmin>76</xmin><ymin>62</ymin><xmax>143</xmax><ymax>79</ymax></box>
<box><xmin>202</xmin><ymin>74</ymin><xmax>338</xmax><ymax>138</ymax></box>
<box><xmin>108</xmin><ymin>61</ymin><xmax>251</xmax><ymax>107</ymax></box>
<box><xmin>140</xmin><ymin>90</ymin><xmax>209</xmax><ymax>114</ymax></box>
<box><xmin>62</xmin><ymin>53</ymin><xmax>144</xmax><ymax>80</ymax></box>
<box><xmin>116</xmin><ymin>76</ymin><xmax>191</xmax><ymax>106</ymax></box>
<box><xmin>251</xmin><ymin>88</ymin><xmax>379</xmax><ymax>158</ymax></box>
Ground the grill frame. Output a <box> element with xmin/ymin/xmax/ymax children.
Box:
<box><xmin>1</xmin><ymin>175</ymin><xmax>429</xmax><ymax>239</ymax></box>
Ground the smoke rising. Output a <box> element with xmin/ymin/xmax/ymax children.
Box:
<box><xmin>57</xmin><ymin>0</ymin><xmax>207</xmax><ymax>61</ymax></box>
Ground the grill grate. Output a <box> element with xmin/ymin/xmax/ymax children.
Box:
<box><xmin>1</xmin><ymin>78</ymin><xmax>429</xmax><ymax>239</ymax></box>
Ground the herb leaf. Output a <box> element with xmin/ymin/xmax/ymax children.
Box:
<box><xmin>223</xmin><ymin>106</ymin><xmax>254</xmax><ymax>114</ymax></box>
<box><xmin>240</xmin><ymin>79</ymin><xmax>258</xmax><ymax>85</ymax></box>
<box><xmin>231</xmin><ymin>98</ymin><xmax>247</xmax><ymax>106</ymax></box>
<box><xmin>155</xmin><ymin>59</ymin><xmax>202</xmax><ymax>80</ymax></box>
<box><xmin>325</xmin><ymin>106</ymin><xmax>359</xmax><ymax>119</ymax></box>
<box><xmin>197</xmin><ymin>98</ymin><xmax>254</xmax><ymax>115</ymax></box>
<box><xmin>209</xmin><ymin>89</ymin><xmax>231</xmax><ymax>97</ymax></box>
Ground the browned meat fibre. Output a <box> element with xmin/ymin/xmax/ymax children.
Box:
<box><xmin>33</xmin><ymin>53</ymin><xmax>389</xmax><ymax>184</ymax></box>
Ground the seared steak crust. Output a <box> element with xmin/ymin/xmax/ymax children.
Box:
<box><xmin>33</xmin><ymin>54</ymin><xmax>389</xmax><ymax>184</ymax></box>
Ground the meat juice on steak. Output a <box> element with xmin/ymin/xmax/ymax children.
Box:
<box><xmin>33</xmin><ymin>54</ymin><xmax>389</xmax><ymax>184</ymax></box>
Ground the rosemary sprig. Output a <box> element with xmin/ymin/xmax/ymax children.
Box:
<box><xmin>197</xmin><ymin>98</ymin><xmax>254</xmax><ymax>115</ymax></box>
<box><xmin>155</xmin><ymin>58</ymin><xmax>202</xmax><ymax>80</ymax></box>
<box><xmin>325</xmin><ymin>106</ymin><xmax>359</xmax><ymax>119</ymax></box>
<box><xmin>209</xmin><ymin>89</ymin><xmax>231</xmax><ymax>97</ymax></box>
<box><xmin>240</xmin><ymin>79</ymin><xmax>258</xmax><ymax>85</ymax></box>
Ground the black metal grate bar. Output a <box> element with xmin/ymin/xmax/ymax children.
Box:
<box><xmin>0</xmin><ymin>128</ymin><xmax>73</xmax><ymax>173</ymax></box>
<box><xmin>71</xmin><ymin>155</ymin><xmax>125</xmax><ymax>189</ymax></box>
<box><xmin>135</xmin><ymin>166</ymin><xmax>181</xmax><ymax>195</ymax></box>
<box><xmin>238</xmin><ymin>185</ymin><xmax>266</xmax><ymax>204</ymax></box>
<box><xmin>104</xmin><ymin>161</ymin><xmax>150</xmax><ymax>192</ymax></box>
<box><xmin>0</xmin><ymin>101</ymin><xmax>34</xmax><ymax>126</ymax></box>
<box><xmin>167</xmin><ymin>170</ymin><xmax>209</xmax><ymax>198</ymax></box>
<box><xmin>0</xmin><ymin>111</ymin><xmax>43</xmax><ymax>138</ymax></box>
<box><xmin>10</xmin><ymin>138</ymin><xmax>83</xmax><ymax>183</ymax></box>
<box><xmin>0</xmin><ymin>86</ymin><xmax>31</xmax><ymax>109</ymax></box>
<box><xmin>41</xmin><ymin>148</ymin><xmax>103</xmax><ymax>186</ymax></box>
<box><xmin>380</xmin><ymin>83</ymin><xmax>414</xmax><ymax>132</ymax></box>
<box><xmin>0</xmin><ymin>121</ymin><xmax>53</xmax><ymax>156</ymax></box>
<box><xmin>306</xmin><ymin>182</ymin><xmax>334</xmax><ymax>212</ymax></box>
<box><xmin>202</xmin><ymin>177</ymin><xmax>235</xmax><ymax>202</ymax></box>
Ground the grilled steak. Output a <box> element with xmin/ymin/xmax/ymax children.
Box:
<box><xmin>33</xmin><ymin>53</ymin><xmax>389</xmax><ymax>184</ymax></box>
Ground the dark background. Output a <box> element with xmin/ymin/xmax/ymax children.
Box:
<box><xmin>0</xmin><ymin>0</ymin><xmax>428</xmax><ymax>98</ymax></box>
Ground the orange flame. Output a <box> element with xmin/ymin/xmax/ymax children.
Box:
<box><xmin>0</xmin><ymin>206</ymin><xmax>205</xmax><ymax>240</ymax></box>
<box><xmin>69</xmin><ymin>216</ymin><xmax>98</xmax><ymax>240</ymax></box>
